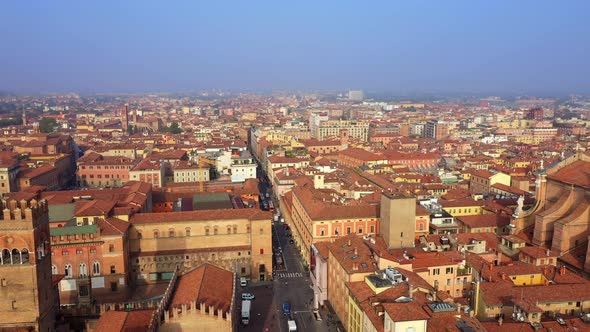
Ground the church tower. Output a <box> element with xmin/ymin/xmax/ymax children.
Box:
<box><xmin>22</xmin><ymin>110</ymin><xmax>27</xmax><ymax>126</ymax></box>
<box><xmin>0</xmin><ymin>198</ymin><xmax>56</xmax><ymax>331</ymax></box>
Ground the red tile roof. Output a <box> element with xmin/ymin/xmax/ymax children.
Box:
<box><xmin>548</xmin><ymin>160</ymin><xmax>590</xmax><ymax>189</ymax></box>
<box><xmin>94</xmin><ymin>309</ymin><xmax>155</xmax><ymax>332</ymax></box>
<box><xmin>130</xmin><ymin>208</ymin><xmax>271</xmax><ymax>224</ymax></box>
<box><xmin>169</xmin><ymin>263</ymin><xmax>234</xmax><ymax>314</ymax></box>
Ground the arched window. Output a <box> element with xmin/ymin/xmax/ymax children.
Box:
<box><xmin>185</xmin><ymin>228</ymin><xmax>191</xmax><ymax>237</ymax></box>
<box><xmin>64</xmin><ymin>264</ymin><xmax>73</xmax><ymax>278</ymax></box>
<box><xmin>1</xmin><ymin>249</ymin><xmax>10</xmax><ymax>265</ymax></box>
<box><xmin>153</xmin><ymin>229</ymin><xmax>160</xmax><ymax>239</ymax></box>
<box><xmin>52</xmin><ymin>265</ymin><xmax>58</xmax><ymax>275</ymax></box>
<box><xmin>11</xmin><ymin>249</ymin><xmax>20</xmax><ymax>264</ymax></box>
<box><xmin>79</xmin><ymin>263</ymin><xmax>88</xmax><ymax>277</ymax></box>
<box><xmin>21</xmin><ymin>248</ymin><xmax>29</xmax><ymax>263</ymax></box>
<box><xmin>93</xmin><ymin>262</ymin><xmax>100</xmax><ymax>276</ymax></box>
<box><xmin>169</xmin><ymin>228</ymin><xmax>175</xmax><ymax>237</ymax></box>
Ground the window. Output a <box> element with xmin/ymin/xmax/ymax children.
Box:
<box><xmin>334</xmin><ymin>227</ymin><xmax>339</xmax><ymax>235</ymax></box>
<box><xmin>432</xmin><ymin>268</ymin><xmax>440</xmax><ymax>275</ymax></box>
<box><xmin>446</xmin><ymin>279</ymin><xmax>451</xmax><ymax>286</ymax></box>
<box><xmin>90</xmin><ymin>248</ymin><xmax>97</xmax><ymax>254</ymax></box>
<box><xmin>358</xmin><ymin>227</ymin><xmax>363</xmax><ymax>234</ymax></box>
<box><xmin>62</xmin><ymin>250</ymin><xmax>69</xmax><ymax>256</ymax></box>
<box><xmin>185</xmin><ymin>228</ymin><xmax>191</xmax><ymax>237</ymax></box>
<box><xmin>76</xmin><ymin>249</ymin><xmax>83</xmax><ymax>255</ymax></box>
<box><xmin>259</xmin><ymin>228</ymin><xmax>264</xmax><ymax>235</ymax></box>
<box><xmin>51</xmin><ymin>265</ymin><xmax>58</xmax><ymax>275</ymax></box>
<box><xmin>169</xmin><ymin>229</ymin><xmax>175</xmax><ymax>237</ymax></box>
<box><xmin>446</xmin><ymin>267</ymin><xmax>454</xmax><ymax>274</ymax></box>
<box><xmin>205</xmin><ymin>228</ymin><xmax>210</xmax><ymax>236</ymax></box>
<box><xmin>320</xmin><ymin>229</ymin><xmax>325</xmax><ymax>236</ymax></box>
<box><xmin>227</xmin><ymin>228</ymin><xmax>231</xmax><ymax>234</ymax></box>
<box><xmin>64</xmin><ymin>264</ymin><xmax>72</xmax><ymax>278</ymax></box>
<box><xmin>154</xmin><ymin>230</ymin><xmax>160</xmax><ymax>238</ymax></box>
<box><xmin>79</xmin><ymin>263</ymin><xmax>87</xmax><ymax>277</ymax></box>
<box><xmin>109</xmin><ymin>244</ymin><xmax>115</xmax><ymax>253</ymax></box>
<box><xmin>419</xmin><ymin>223</ymin><xmax>424</xmax><ymax>231</ymax></box>
<box><xmin>260</xmin><ymin>249</ymin><xmax>264</xmax><ymax>255</ymax></box>
<box><xmin>233</xmin><ymin>226</ymin><xmax>237</xmax><ymax>234</ymax></box>
<box><xmin>214</xmin><ymin>228</ymin><xmax>218</xmax><ymax>235</ymax></box>
<box><xmin>93</xmin><ymin>262</ymin><xmax>100</xmax><ymax>276</ymax></box>
<box><xmin>110</xmin><ymin>265</ymin><xmax>116</xmax><ymax>274</ymax></box>
<box><xmin>346</xmin><ymin>227</ymin><xmax>351</xmax><ymax>235</ymax></box>
<box><xmin>370</xmin><ymin>225</ymin><xmax>375</xmax><ymax>233</ymax></box>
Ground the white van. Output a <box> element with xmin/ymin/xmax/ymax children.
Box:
<box><xmin>240</xmin><ymin>277</ymin><xmax>248</xmax><ymax>287</ymax></box>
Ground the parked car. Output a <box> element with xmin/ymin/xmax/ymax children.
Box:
<box><xmin>240</xmin><ymin>277</ymin><xmax>248</xmax><ymax>287</ymax></box>
<box><xmin>242</xmin><ymin>293</ymin><xmax>255</xmax><ymax>300</ymax></box>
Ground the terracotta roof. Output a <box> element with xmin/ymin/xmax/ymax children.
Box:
<box><xmin>548</xmin><ymin>160</ymin><xmax>590</xmax><ymax>189</ymax></box>
<box><xmin>382</xmin><ymin>301</ymin><xmax>430</xmax><ymax>322</ymax></box>
<box><xmin>456</xmin><ymin>214</ymin><xmax>510</xmax><ymax>229</ymax></box>
<box><xmin>94</xmin><ymin>309</ymin><xmax>155</xmax><ymax>332</ymax></box>
<box><xmin>169</xmin><ymin>263</ymin><xmax>233</xmax><ymax>314</ymax></box>
<box><xmin>130</xmin><ymin>208</ymin><xmax>270</xmax><ymax>224</ymax></box>
<box><xmin>99</xmin><ymin>217</ymin><xmax>130</xmax><ymax>236</ymax></box>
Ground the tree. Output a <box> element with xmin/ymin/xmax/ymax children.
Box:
<box><xmin>39</xmin><ymin>117</ymin><xmax>57</xmax><ymax>133</ymax></box>
<box><xmin>168</xmin><ymin>121</ymin><xmax>182</xmax><ymax>134</ymax></box>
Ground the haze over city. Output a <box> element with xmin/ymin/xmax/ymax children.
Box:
<box><xmin>1</xmin><ymin>2</ymin><xmax>590</xmax><ymax>332</ymax></box>
<box><xmin>1</xmin><ymin>0</ymin><xmax>590</xmax><ymax>95</ymax></box>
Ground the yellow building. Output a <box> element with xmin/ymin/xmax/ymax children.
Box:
<box><xmin>327</xmin><ymin>235</ymin><xmax>380</xmax><ymax>328</ymax></box>
<box><xmin>129</xmin><ymin>209</ymin><xmax>272</xmax><ymax>283</ymax></box>
<box><xmin>439</xmin><ymin>199</ymin><xmax>484</xmax><ymax>217</ymax></box>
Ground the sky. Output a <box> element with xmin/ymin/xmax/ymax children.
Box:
<box><xmin>1</xmin><ymin>1</ymin><xmax>589</xmax><ymax>95</ymax></box>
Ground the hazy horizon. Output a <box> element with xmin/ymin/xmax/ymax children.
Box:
<box><xmin>1</xmin><ymin>1</ymin><xmax>589</xmax><ymax>95</ymax></box>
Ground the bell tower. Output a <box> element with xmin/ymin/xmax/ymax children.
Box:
<box><xmin>0</xmin><ymin>198</ymin><xmax>56</xmax><ymax>331</ymax></box>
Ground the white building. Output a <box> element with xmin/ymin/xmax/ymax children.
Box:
<box><xmin>230</xmin><ymin>151</ymin><xmax>257</xmax><ymax>183</ymax></box>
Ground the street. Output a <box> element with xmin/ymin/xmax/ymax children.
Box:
<box><xmin>245</xmin><ymin>162</ymin><xmax>336</xmax><ymax>332</ymax></box>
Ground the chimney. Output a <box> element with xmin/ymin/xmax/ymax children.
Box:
<box><xmin>352</xmin><ymin>262</ymin><xmax>358</xmax><ymax>271</ymax></box>
<box><xmin>501</xmin><ymin>273</ymin><xmax>506</xmax><ymax>280</ymax></box>
<box><xmin>354</xmin><ymin>247</ymin><xmax>358</xmax><ymax>255</ymax></box>
<box><xmin>408</xmin><ymin>284</ymin><xmax>413</xmax><ymax>299</ymax></box>
<box><xmin>347</xmin><ymin>239</ymin><xmax>351</xmax><ymax>247</ymax></box>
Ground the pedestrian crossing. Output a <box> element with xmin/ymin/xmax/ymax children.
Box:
<box><xmin>276</xmin><ymin>272</ymin><xmax>303</xmax><ymax>279</ymax></box>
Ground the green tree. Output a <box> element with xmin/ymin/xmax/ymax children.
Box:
<box><xmin>168</xmin><ymin>121</ymin><xmax>182</xmax><ymax>134</ymax></box>
<box><xmin>39</xmin><ymin>117</ymin><xmax>57</xmax><ymax>133</ymax></box>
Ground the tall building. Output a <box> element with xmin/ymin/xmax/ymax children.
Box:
<box><xmin>424</xmin><ymin>119</ymin><xmax>449</xmax><ymax>140</ymax></box>
<box><xmin>121</xmin><ymin>105</ymin><xmax>129</xmax><ymax>132</ymax></box>
<box><xmin>348</xmin><ymin>90</ymin><xmax>364</xmax><ymax>101</ymax></box>
<box><xmin>524</xmin><ymin>107</ymin><xmax>544</xmax><ymax>121</ymax></box>
<box><xmin>380</xmin><ymin>193</ymin><xmax>416</xmax><ymax>249</ymax></box>
<box><xmin>309</xmin><ymin>111</ymin><xmax>329</xmax><ymax>139</ymax></box>
<box><xmin>0</xmin><ymin>198</ymin><xmax>57</xmax><ymax>331</ymax></box>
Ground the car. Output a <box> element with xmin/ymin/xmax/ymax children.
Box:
<box><xmin>240</xmin><ymin>277</ymin><xmax>248</xmax><ymax>287</ymax></box>
<box><xmin>556</xmin><ymin>317</ymin><xmax>566</xmax><ymax>325</ymax></box>
<box><xmin>282</xmin><ymin>302</ymin><xmax>291</xmax><ymax>315</ymax></box>
<box><xmin>242</xmin><ymin>293</ymin><xmax>255</xmax><ymax>300</ymax></box>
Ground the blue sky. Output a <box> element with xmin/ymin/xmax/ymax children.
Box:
<box><xmin>1</xmin><ymin>1</ymin><xmax>589</xmax><ymax>94</ymax></box>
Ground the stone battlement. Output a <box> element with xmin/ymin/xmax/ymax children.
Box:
<box><xmin>0</xmin><ymin>199</ymin><xmax>48</xmax><ymax>227</ymax></box>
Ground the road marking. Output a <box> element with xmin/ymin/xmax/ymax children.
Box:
<box><xmin>276</xmin><ymin>272</ymin><xmax>303</xmax><ymax>279</ymax></box>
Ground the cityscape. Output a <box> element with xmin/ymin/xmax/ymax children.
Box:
<box><xmin>1</xmin><ymin>2</ymin><xmax>590</xmax><ymax>332</ymax></box>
